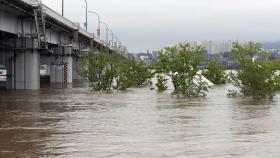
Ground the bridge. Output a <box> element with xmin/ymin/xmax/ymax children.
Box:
<box><xmin>0</xmin><ymin>0</ymin><xmax>128</xmax><ymax>89</ymax></box>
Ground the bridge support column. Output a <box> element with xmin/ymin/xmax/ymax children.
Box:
<box><xmin>7</xmin><ymin>56</ymin><xmax>15</xmax><ymax>89</ymax></box>
<box><xmin>50</xmin><ymin>61</ymin><xmax>63</xmax><ymax>83</ymax></box>
<box><xmin>64</xmin><ymin>55</ymin><xmax>73</xmax><ymax>83</ymax></box>
<box><xmin>14</xmin><ymin>50</ymin><xmax>40</xmax><ymax>89</ymax></box>
<box><xmin>72</xmin><ymin>57</ymin><xmax>82</xmax><ymax>80</ymax></box>
<box><xmin>50</xmin><ymin>55</ymin><xmax>73</xmax><ymax>83</ymax></box>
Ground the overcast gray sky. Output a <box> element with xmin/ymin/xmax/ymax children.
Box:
<box><xmin>42</xmin><ymin>0</ymin><xmax>280</xmax><ymax>53</ymax></box>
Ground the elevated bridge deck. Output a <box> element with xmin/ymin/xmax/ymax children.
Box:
<box><xmin>0</xmin><ymin>0</ymin><xmax>127</xmax><ymax>90</ymax></box>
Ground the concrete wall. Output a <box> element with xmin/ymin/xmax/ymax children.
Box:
<box><xmin>15</xmin><ymin>50</ymin><xmax>40</xmax><ymax>89</ymax></box>
<box><xmin>72</xmin><ymin>57</ymin><xmax>82</xmax><ymax>80</ymax></box>
<box><xmin>41</xmin><ymin>54</ymin><xmax>74</xmax><ymax>83</ymax></box>
<box><xmin>50</xmin><ymin>63</ymin><xmax>64</xmax><ymax>83</ymax></box>
<box><xmin>46</xmin><ymin>30</ymin><xmax>60</xmax><ymax>45</ymax></box>
<box><xmin>0</xmin><ymin>10</ymin><xmax>18</xmax><ymax>34</ymax></box>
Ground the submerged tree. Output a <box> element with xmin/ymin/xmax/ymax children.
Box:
<box><xmin>155</xmin><ymin>75</ymin><xmax>168</xmax><ymax>92</ymax></box>
<box><xmin>203</xmin><ymin>60</ymin><xmax>227</xmax><ymax>84</ymax></box>
<box><xmin>114</xmin><ymin>55</ymin><xmax>153</xmax><ymax>90</ymax></box>
<box><xmin>155</xmin><ymin>43</ymin><xmax>209</xmax><ymax>97</ymax></box>
<box><xmin>77</xmin><ymin>49</ymin><xmax>153</xmax><ymax>91</ymax></box>
<box><xmin>77</xmin><ymin>49</ymin><xmax>116</xmax><ymax>90</ymax></box>
<box><xmin>229</xmin><ymin>42</ymin><xmax>280</xmax><ymax>99</ymax></box>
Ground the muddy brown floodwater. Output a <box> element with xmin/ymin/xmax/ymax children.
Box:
<box><xmin>0</xmin><ymin>84</ymin><xmax>280</xmax><ymax>158</ymax></box>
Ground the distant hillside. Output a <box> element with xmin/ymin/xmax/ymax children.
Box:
<box><xmin>262</xmin><ymin>41</ymin><xmax>280</xmax><ymax>49</ymax></box>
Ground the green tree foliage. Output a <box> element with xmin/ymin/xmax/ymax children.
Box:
<box><xmin>77</xmin><ymin>49</ymin><xmax>153</xmax><ymax>91</ymax></box>
<box><xmin>114</xmin><ymin>55</ymin><xmax>134</xmax><ymax>90</ymax></box>
<box><xmin>114</xmin><ymin>55</ymin><xmax>153</xmax><ymax>90</ymax></box>
<box><xmin>155</xmin><ymin>43</ymin><xmax>209</xmax><ymax>97</ymax></box>
<box><xmin>229</xmin><ymin>42</ymin><xmax>280</xmax><ymax>99</ymax></box>
<box><xmin>77</xmin><ymin>49</ymin><xmax>116</xmax><ymax>90</ymax></box>
<box><xmin>203</xmin><ymin>60</ymin><xmax>227</xmax><ymax>84</ymax></box>
<box><xmin>155</xmin><ymin>75</ymin><xmax>168</xmax><ymax>92</ymax></box>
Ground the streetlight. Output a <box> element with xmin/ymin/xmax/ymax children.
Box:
<box><xmin>114</xmin><ymin>36</ymin><xmax>120</xmax><ymax>50</ymax></box>
<box><xmin>61</xmin><ymin>0</ymin><xmax>88</xmax><ymax>31</ymax></box>
<box><xmin>62</xmin><ymin>0</ymin><xmax>64</xmax><ymax>16</ymax></box>
<box><xmin>100</xmin><ymin>21</ymin><xmax>109</xmax><ymax>46</ymax></box>
<box><xmin>108</xmin><ymin>29</ymin><xmax>115</xmax><ymax>48</ymax></box>
<box><xmin>84</xmin><ymin>0</ymin><xmax>88</xmax><ymax>31</ymax></box>
<box><xmin>88</xmin><ymin>11</ymin><xmax>101</xmax><ymax>41</ymax></box>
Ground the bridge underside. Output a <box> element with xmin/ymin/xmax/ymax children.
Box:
<box><xmin>0</xmin><ymin>30</ymin><xmax>83</xmax><ymax>90</ymax></box>
<box><xmin>0</xmin><ymin>0</ymin><xmax>121</xmax><ymax>90</ymax></box>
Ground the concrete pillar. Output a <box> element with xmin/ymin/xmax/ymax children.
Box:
<box><xmin>65</xmin><ymin>55</ymin><xmax>73</xmax><ymax>83</ymax></box>
<box><xmin>7</xmin><ymin>56</ymin><xmax>15</xmax><ymax>89</ymax></box>
<box><xmin>14</xmin><ymin>50</ymin><xmax>40</xmax><ymax>89</ymax></box>
<box><xmin>73</xmin><ymin>22</ymin><xmax>79</xmax><ymax>50</ymax></box>
<box><xmin>89</xmin><ymin>33</ymin><xmax>95</xmax><ymax>51</ymax></box>
<box><xmin>50</xmin><ymin>62</ymin><xmax>64</xmax><ymax>83</ymax></box>
<box><xmin>50</xmin><ymin>55</ymin><xmax>73</xmax><ymax>83</ymax></box>
<box><xmin>72</xmin><ymin>57</ymin><xmax>82</xmax><ymax>80</ymax></box>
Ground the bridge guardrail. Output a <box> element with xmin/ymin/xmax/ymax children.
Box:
<box><xmin>42</xmin><ymin>5</ymin><xmax>73</xmax><ymax>29</ymax></box>
<box><xmin>19</xmin><ymin>0</ymin><xmax>124</xmax><ymax>53</ymax></box>
<box><xmin>79</xmin><ymin>28</ymin><xmax>91</xmax><ymax>38</ymax></box>
<box><xmin>21</xmin><ymin>0</ymin><xmax>39</xmax><ymax>5</ymax></box>
<box><xmin>21</xmin><ymin>0</ymin><xmax>90</xmax><ymax>37</ymax></box>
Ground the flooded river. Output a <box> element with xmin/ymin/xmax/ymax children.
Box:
<box><xmin>0</xmin><ymin>84</ymin><xmax>280</xmax><ymax>158</ymax></box>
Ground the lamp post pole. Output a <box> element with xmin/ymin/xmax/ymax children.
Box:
<box><xmin>100</xmin><ymin>21</ymin><xmax>109</xmax><ymax>46</ymax></box>
<box><xmin>88</xmin><ymin>11</ymin><xmax>101</xmax><ymax>41</ymax></box>
<box><xmin>61</xmin><ymin>0</ymin><xmax>87</xmax><ymax>31</ymax></box>
<box><xmin>62</xmin><ymin>0</ymin><xmax>64</xmax><ymax>16</ymax></box>
<box><xmin>109</xmin><ymin>29</ymin><xmax>114</xmax><ymax>48</ymax></box>
<box><xmin>84</xmin><ymin>0</ymin><xmax>88</xmax><ymax>31</ymax></box>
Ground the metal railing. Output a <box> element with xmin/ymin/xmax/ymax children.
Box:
<box><xmin>19</xmin><ymin>0</ymin><xmax>128</xmax><ymax>54</ymax></box>
<box><xmin>21</xmin><ymin>0</ymin><xmax>40</xmax><ymax>6</ymax></box>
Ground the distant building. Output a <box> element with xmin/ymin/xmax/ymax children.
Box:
<box><xmin>135</xmin><ymin>50</ymin><xmax>159</xmax><ymax>63</ymax></box>
<box><xmin>185</xmin><ymin>40</ymin><xmax>233</xmax><ymax>54</ymax></box>
<box><xmin>218</xmin><ymin>40</ymin><xmax>232</xmax><ymax>54</ymax></box>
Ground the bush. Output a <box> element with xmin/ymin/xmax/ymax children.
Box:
<box><xmin>229</xmin><ymin>42</ymin><xmax>280</xmax><ymax>99</ymax></box>
<box><xmin>78</xmin><ymin>50</ymin><xmax>153</xmax><ymax>91</ymax></box>
<box><xmin>77</xmin><ymin>50</ymin><xmax>114</xmax><ymax>90</ymax></box>
<box><xmin>155</xmin><ymin>43</ymin><xmax>209</xmax><ymax>97</ymax></box>
<box><xmin>155</xmin><ymin>75</ymin><xmax>168</xmax><ymax>92</ymax></box>
<box><xmin>203</xmin><ymin>60</ymin><xmax>227</xmax><ymax>84</ymax></box>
